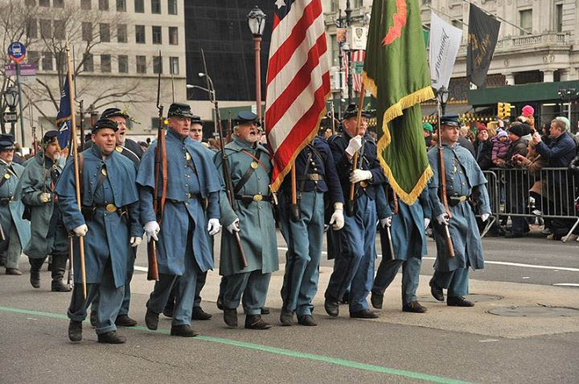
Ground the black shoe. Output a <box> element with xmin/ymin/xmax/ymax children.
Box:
<box><xmin>339</xmin><ymin>291</ymin><xmax>350</xmax><ymax>305</ymax></box>
<box><xmin>324</xmin><ymin>298</ymin><xmax>339</xmax><ymax>317</ymax></box>
<box><xmin>261</xmin><ymin>307</ymin><xmax>270</xmax><ymax>315</ymax></box>
<box><xmin>505</xmin><ymin>231</ymin><xmax>525</xmax><ymax>238</ymax></box>
<box><xmin>0</xmin><ymin>258</ymin><xmax>5</xmax><ymax>267</ymax></box>
<box><xmin>402</xmin><ymin>301</ymin><xmax>427</xmax><ymax>313</ymax></box>
<box><xmin>297</xmin><ymin>315</ymin><xmax>317</xmax><ymax>326</ymax></box>
<box><xmin>350</xmin><ymin>309</ymin><xmax>379</xmax><ymax>319</ymax></box>
<box><xmin>223</xmin><ymin>308</ymin><xmax>238</xmax><ymax>328</ymax></box>
<box><xmin>216</xmin><ymin>297</ymin><xmax>224</xmax><ymax>310</ymax></box>
<box><xmin>145</xmin><ymin>308</ymin><xmax>159</xmax><ymax>330</ymax></box>
<box><xmin>97</xmin><ymin>331</ymin><xmax>126</xmax><ymax>344</ymax></box>
<box><xmin>279</xmin><ymin>310</ymin><xmax>294</xmax><ymax>326</ymax></box>
<box><xmin>90</xmin><ymin>311</ymin><xmax>97</xmax><ymax>327</ymax></box>
<box><xmin>51</xmin><ymin>280</ymin><xmax>72</xmax><ymax>292</ymax></box>
<box><xmin>68</xmin><ymin>320</ymin><xmax>82</xmax><ymax>342</ymax></box>
<box><xmin>192</xmin><ymin>307</ymin><xmax>212</xmax><ymax>321</ymax></box>
<box><xmin>30</xmin><ymin>270</ymin><xmax>40</xmax><ymax>289</ymax></box>
<box><xmin>245</xmin><ymin>315</ymin><xmax>271</xmax><ymax>330</ymax></box>
<box><xmin>170</xmin><ymin>324</ymin><xmax>198</xmax><ymax>337</ymax></box>
<box><xmin>115</xmin><ymin>314</ymin><xmax>137</xmax><ymax>327</ymax></box>
<box><xmin>5</xmin><ymin>268</ymin><xmax>22</xmax><ymax>275</ymax></box>
<box><xmin>447</xmin><ymin>296</ymin><xmax>475</xmax><ymax>307</ymax></box>
<box><xmin>429</xmin><ymin>280</ymin><xmax>444</xmax><ymax>302</ymax></box>
<box><xmin>370</xmin><ymin>291</ymin><xmax>384</xmax><ymax>309</ymax></box>
<box><xmin>163</xmin><ymin>303</ymin><xmax>175</xmax><ymax>318</ymax></box>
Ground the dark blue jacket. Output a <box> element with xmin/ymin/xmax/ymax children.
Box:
<box><xmin>535</xmin><ymin>132</ymin><xmax>576</xmax><ymax>168</ymax></box>
<box><xmin>328</xmin><ymin>132</ymin><xmax>386</xmax><ymax>200</ymax></box>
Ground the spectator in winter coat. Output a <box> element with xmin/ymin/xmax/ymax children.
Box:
<box><xmin>491</xmin><ymin>130</ymin><xmax>510</xmax><ymax>166</ymax></box>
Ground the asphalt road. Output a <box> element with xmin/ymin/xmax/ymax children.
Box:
<box><xmin>1</xmin><ymin>229</ymin><xmax>578</xmax><ymax>384</ymax></box>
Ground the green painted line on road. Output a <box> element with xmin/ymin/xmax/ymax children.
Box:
<box><xmin>0</xmin><ymin>305</ymin><xmax>469</xmax><ymax>384</ymax></box>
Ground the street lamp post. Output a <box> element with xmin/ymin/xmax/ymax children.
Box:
<box><xmin>247</xmin><ymin>6</ymin><xmax>267</xmax><ymax>123</ymax></box>
<box><xmin>4</xmin><ymin>86</ymin><xmax>18</xmax><ymax>137</ymax></box>
<box><xmin>345</xmin><ymin>0</ymin><xmax>353</xmax><ymax>105</ymax></box>
<box><xmin>437</xmin><ymin>86</ymin><xmax>450</xmax><ymax>116</ymax></box>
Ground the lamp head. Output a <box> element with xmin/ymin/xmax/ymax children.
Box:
<box><xmin>247</xmin><ymin>5</ymin><xmax>266</xmax><ymax>37</ymax></box>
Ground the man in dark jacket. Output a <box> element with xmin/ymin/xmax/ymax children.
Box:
<box><xmin>474</xmin><ymin>126</ymin><xmax>493</xmax><ymax>170</ymax></box>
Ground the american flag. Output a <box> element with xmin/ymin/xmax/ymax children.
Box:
<box><xmin>342</xmin><ymin>49</ymin><xmax>366</xmax><ymax>94</ymax></box>
<box><xmin>265</xmin><ymin>0</ymin><xmax>331</xmax><ymax>191</ymax></box>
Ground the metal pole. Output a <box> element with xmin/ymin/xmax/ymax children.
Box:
<box><xmin>254</xmin><ymin>36</ymin><xmax>262</xmax><ymax>122</ymax></box>
<box><xmin>345</xmin><ymin>0</ymin><xmax>352</xmax><ymax>105</ymax></box>
<box><xmin>15</xmin><ymin>64</ymin><xmax>26</xmax><ymax>146</ymax></box>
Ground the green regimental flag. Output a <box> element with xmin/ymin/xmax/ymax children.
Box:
<box><xmin>362</xmin><ymin>0</ymin><xmax>434</xmax><ymax>204</ymax></box>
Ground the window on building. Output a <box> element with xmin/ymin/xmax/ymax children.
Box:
<box><xmin>169</xmin><ymin>57</ymin><xmax>179</xmax><ymax>75</ymax></box>
<box><xmin>151</xmin><ymin>0</ymin><xmax>161</xmax><ymax>14</ymax></box>
<box><xmin>352</xmin><ymin>0</ymin><xmax>362</xmax><ymax>8</ymax></box>
<box><xmin>54</xmin><ymin>0</ymin><xmax>64</xmax><ymax>7</ymax></box>
<box><xmin>56</xmin><ymin>52</ymin><xmax>66</xmax><ymax>72</ymax></box>
<box><xmin>42</xmin><ymin>52</ymin><xmax>53</xmax><ymax>71</ymax></box>
<box><xmin>101</xmin><ymin>54</ymin><xmax>111</xmax><ymax>72</ymax></box>
<box><xmin>135</xmin><ymin>25</ymin><xmax>145</xmax><ymax>43</ymax></box>
<box><xmin>24</xmin><ymin>0</ymin><xmax>35</xmax><ymax>6</ymax></box>
<box><xmin>83</xmin><ymin>53</ymin><xmax>94</xmax><ymax>72</ymax></box>
<box><xmin>82</xmin><ymin>22</ymin><xmax>93</xmax><ymax>41</ymax></box>
<box><xmin>27</xmin><ymin>19</ymin><xmax>38</xmax><ymax>39</ymax></box>
<box><xmin>99</xmin><ymin>0</ymin><xmax>109</xmax><ymax>11</ymax></box>
<box><xmin>100</xmin><ymin>23</ymin><xmax>110</xmax><ymax>42</ymax></box>
<box><xmin>81</xmin><ymin>0</ymin><xmax>91</xmax><ymax>10</ymax></box>
<box><xmin>39</xmin><ymin>0</ymin><xmax>49</xmax><ymax>6</ymax></box>
<box><xmin>152</xmin><ymin>26</ymin><xmax>162</xmax><ymax>44</ymax></box>
<box><xmin>28</xmin><ymin>51</ymin><xmax>40</xmax><ymax>68</ymax></box>
<box><xmin>136</xmin><ymin>55</ymin><xmax>146</xmax><ymax>74</ymax></box>
<box><xmin>53</xmin><ymin>20</ymin><xmax>66</xmax><ymax>40</ymax></box>
<box><xmin>169</xmin><ymin>26</ymin><xmax>178</xmax><ymax>45</ymax></box>
<box><xmin>118</xmin><ymin>55</ymin><xmax>128</xmax><ymax>73</ymax></box>
<box><xmin>168</xmin><ymin>0</ymin><xmax>177</xmax><ymax>15</ymax></box>
<box><xmin>451</xmin><ymin>19</ymin><xmax>462</xmax><ymax>30</ymax></box>
<box><xmin>153</xmin><ymin>55</ymin><xmax>162</xmax><ymax>74</ymax></box>
<box><xmin>117</xmin><ymin>24</ymin><xmax>127</xmax><ymax>43</ymax></box>
<box><xmin>39</xmin><ymin>19</ymin><xmax>52</xmax><ymax>39</ymax></box>
<box><xmin>519</xmin><ymin>9</ymin><xmax>532</xmax><ymax>35</ymax></box>
<box><xmin>555</xmin><ymin>3</ymin><xmax>563</xmax><ymax>32</ymax></box>
<box><xmin>134</xmin><ymin>0</ymin><xmax>144</xmax><ymax>13</ymax></box>
<box><xmin>116</xmin><ymin>0</ymin><xmax>126</xmax><ymax>12</ymax></box>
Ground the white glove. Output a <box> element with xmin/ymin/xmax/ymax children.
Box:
<box><xmin>144</xmin><ymin>221</ymin><xmax>160</xmax><ymax>242</ymax></box>
<box><xmin>329</xmin><ymin>203</ymin><xmax>344</xmax><ymax>230</ymax></box>
<box><xmin>345</xmin><ymin>135</ymin><xmax>362</xmax><ymax>156</ymax></box>
<box><xmin>130</xmin><ymin>236</ymin><xmax>142</xmax><ymax>248</ymax></box>
<box><xmin>481</xmin><ymin>213</ymin><xmax>490</xmax><ymax>222</ymax></box>
<box><xmin>207</xmin><ymin>218</ymin><xmax>221</xmax><ymax>236</ymax></box>
<box><xmin>39</xmin><ymin>192</ymin><xmax>51</xmax><ymax>203</ymax></box>
<box><xmin>227</xmin><ymin>218</ymin><xmax>240</xmax><ymax>234</ymax></box>
<box><xmin>349</xmin><ymin>169</ymin><xmax>372</xmax><ymax>184</ymax></box>
<box><xmin>436</xmin><ymin>213</ymin><xmax>450</xmax><ymax>226</ymax></box>
<box><xmin>424</xmin><ymin>218</ymin><xmax>431</xmax><ymax>229</ymax></box>
<box><xmin>380</xmin><ymin>217</ymin><xmax>392</xmax><ymax>228</ymax></box>
<box><xmin>73</xmin><ymin>224</ymin><xmax>88</xmax><ymax>237</ymax></box>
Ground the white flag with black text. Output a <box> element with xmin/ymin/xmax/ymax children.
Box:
<box><xmin>429</xmin><ymin>12</ymin><xmax>463</xmax><ymax>90</ymax></box>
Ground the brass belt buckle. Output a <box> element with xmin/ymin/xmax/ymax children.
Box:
<box><xmin>253</xmin><ymin>194</ymin><xmax>263</xmax><ymax>202</ymax></box>
<box><xmin>105</xmin><ymin>203</ymin><xmax>117</xmax><ymax>212</ymax></box>
<box><xmin>185</xmin><ymin>192</ymin><xmax>191</xmax><ymax>199</ymax></box>
<box><xmin>360</xmin><ymin>181</ymin><xmax>369</xmax><ymax>188</ymax></box>
<box><xmin>459</xmin><ymin>195</ymin><xmax>467</xmax><ymax>203</ymax></box>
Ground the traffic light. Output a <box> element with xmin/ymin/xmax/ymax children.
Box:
<box><xmin>497</xmin><ymin>102</ymin><xmax>512</xmax><ymax>119</ymax></box>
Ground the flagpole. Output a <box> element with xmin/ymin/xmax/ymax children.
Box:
<box><xmin>65</xmin><ymin>42</ymin><xmax>87</xmax><ymax>299</ymax></box>
<box><xmin>347</xmin><ymin>83</ymin><xmax>365</xmax><ymax>216</ymax></box>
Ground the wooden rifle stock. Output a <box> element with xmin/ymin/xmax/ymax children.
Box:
<box><xmin>437</xmin><ymin>121</ymin><xmax>455</xmax><ymax>258</ymax></box>
<box><xmin>347</xmin><ymin>84</ymin><xmax>366</xmax><ymax>216</ymax></box>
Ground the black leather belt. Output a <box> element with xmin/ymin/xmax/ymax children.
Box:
<box><xmin>235</xmin><ymin>194</ymin><xmax>272</xmax><ymax>203</ymax></box>
<box><xmin>82</xmin><ymin>204</ymin><xmax>127</xmax><ymax>218</ymax></box>
<box><xmin>0</xmin><ymin>196</ymin><xmax>13</xmax><ymax>206</ymax></box>
<box><xmin>297</xmin><ymin>174</ymin><xmax>325</xmax><ymax>182</ymax></box>
<box><xmin>448</xmin><ymin>195</ymin><xmax>468</xmax><ymax>207</ymax></box>
<box><xmin>167</xmin><ymin>193</ymin><xmax>201</xmax><ymax>205</ymax></box>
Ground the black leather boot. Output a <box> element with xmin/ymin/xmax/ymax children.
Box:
<box><xmin>51</xmin><ymin>254</ymin><xmax>71</xmax><ymax>292</ymax></box>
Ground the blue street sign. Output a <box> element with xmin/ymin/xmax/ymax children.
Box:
<box><xmin>7</xmin><ymin>42</ymin><xmax>26</xmax><ymax>64</ymax></box>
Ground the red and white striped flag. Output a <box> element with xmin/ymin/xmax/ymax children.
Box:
<box><xmin>265</xmin><ymin>0</ymin><xmax>331</xmax><ymax>191</ymax></box>
<box><xmin>351</xmin><ymin>50</ymin><xmax>366</xmax><ymax>93</ymax></box>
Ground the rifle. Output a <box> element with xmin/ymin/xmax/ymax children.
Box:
<box><xmin>65</xmin><ymin>43</ymin><xmax>87</xmax><ymax>298</ymax></box>
<box><xmin>78</xmin><ymin>100</ymin><xmax>85</xmax><ymax>150</ymax></box>
<box><xmin>201</xmin><ymin>49</ymin><xmax>247</xmax><ymax>269</ymax></box>
<box><xmin>346</xmin><ymin>84</ymin><xmax>366</xmax><ymax>217</ymax></box>
<box><xmin>436</xmin><ymin>94</ymin><xmax>455</xmax><ymax>258</ymax></box>
<box><xmin>147</xmin><ymin>50</ymin><xmax>167</xmax><ymax>281</ymax></box>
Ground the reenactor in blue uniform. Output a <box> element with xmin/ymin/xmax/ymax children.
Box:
<box><xmin>215</xmin><ymin>111</ymin><xmax>278</xmax><ymax>330</ymax></box>
<box><xmin>0</xmin><ymin>134</ymin><xmax>30</xmax><ymax>275</ymax></box>
<box><xmin>90</xmin><ymin>108</ymin><xmax>142</xmax><ymax>328</ymax></box>
<box><xmin>57</xmin><ymin>119</ymin><xmax>142</xmax><ymax>344</ymax></box>
<box><xmin>278</xmin><ymin>136</ymin><xmax>344</xmax><ymax>326</ymax></box>
<box><xmin>139</xmin><ymin>103</ymin><xmax>222</xmax><ymax>337</ymax></box>
<box><xmin>371</xmin><ymin>187</ymin><xmax>431</xmax><ymax>313</ymax></box>
<box><xmin>16</xmin><ymin>131</ymin><xmax>70</xmax><ymax>292</ymax></box>
<box><xmin>427</xmin><ymin>115</ymin><xmax>491</xmax><ymax>307</ymax></box>
<box><xmin>324</xmin><ymin>104</ymin><xmax>387</xmax><ymax>319</ymax></box>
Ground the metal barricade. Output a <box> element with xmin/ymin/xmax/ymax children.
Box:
<box><xmin>485</xmin><ymin>167</ymin><xmax>579</xmax><ymax>242</ymax></box>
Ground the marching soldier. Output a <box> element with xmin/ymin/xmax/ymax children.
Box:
<box><xmin>90</xmin><ymin>108</ymin><xmax>142</xmax><ymax>328</ymax></box>
<box><xmin>57</xmin><ymin>119</ymin><xmax>142</xmax><ymax>344</ymax></box>
<box><xmin>0</xmin><ymin>134</ymin><xmax>30</xmax><ymax>275</ymax></box>
<box><xmin>427</xmin><ymin>115</ymin><xmax>491</xmax><ymax>307</ymax></box>
<box><xmin>139</xmin><ymin>103</ymin><xmax>222</xmax><ymax>337</ymax></box>
<box><xmin>324</xmin><ymin>104</ymin><xmax>387</xmax><ymax>319</ymax></box>
<box><xmin>278</xmin><ymin>136</ymin><xmax>344</xmax><ymax>326</ymax></box>
<box><xmin>215</xmin><ymin>111</ymin><xmax>278</xmax><ymax>330</ymax></box>
<box><xmin>371</xmin><ymin>187</ymin><xmax>431</xmax><ymax>313</ymax></box>
<box><xmin>16</xmin><ymin>131</ymin><xmax>70</xmax><ymax>292</ymax></box>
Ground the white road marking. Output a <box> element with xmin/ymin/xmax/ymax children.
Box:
<box><xmin>553</xmin><ymin>283</ymin><xmax>579</xmax><ymax>287</ymax></box>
